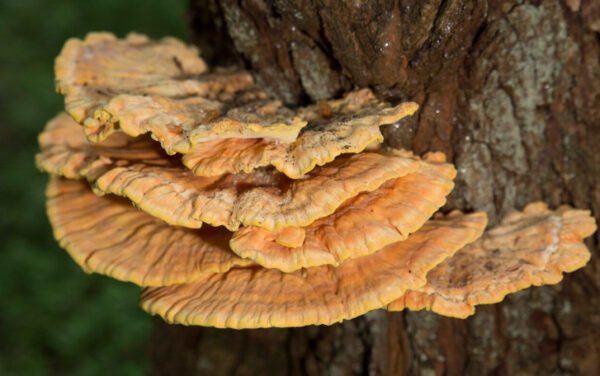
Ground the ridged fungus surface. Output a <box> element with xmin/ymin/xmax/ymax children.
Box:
<box><xmin>36</xmin><ymin>32</ymin><xmax>597</xmax><ymax>328</ymax></box>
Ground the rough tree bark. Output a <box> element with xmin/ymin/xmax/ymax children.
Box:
<box><xmin>153</xmin><ymin>1</ymin><xmax>600</xmax><ymax>375</ymax></box>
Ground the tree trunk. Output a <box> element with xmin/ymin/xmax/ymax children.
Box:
<box><xmin>152</xmin><ymin>1</ymin><xmax>600</xmax><ymax>374</ymax></box>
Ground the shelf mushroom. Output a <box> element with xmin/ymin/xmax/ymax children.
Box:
<box><xmin>182</xmin><ymin>90</ymin><xmax>419</xmax><ymax>178</ymax></box>
<box><xmin>56</xmin><ymin>32</ymin><xmax>305</xmax><ymax>148</ymax></box>
<box><xmin>229</xmin><ymin>153</ymin><xmax>457</xmax><ymax>271</ymax></box>
<box><xmin>140</xmin><ymin>212</ymin><xmax>487</xmax><ymax>328</ymax></box>
<box><xmin>46</xmin><ymin>178</ymin><xmax>252</xmax><ymax>287</ymax></box>
<box><xmin>55</xmin><ymin>32</ymin><xmax>419</xmax><ymax>177</ymax></box>
<box><xmin>36</xmin><ymin>32</ymin><xmax>598</xmax><ymax>328</ymax></box>
<box><xmin>388</xmin><ymin>203</ymin><xmax>597</xmax><ymax>318</ymax></box>
<box><xmin>37</xmin><ymin>113</ymin><xmax>429</xmax><ymax>231</ymax></box>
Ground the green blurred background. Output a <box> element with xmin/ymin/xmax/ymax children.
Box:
<box><xmin>0</xmin><ymin>1</ymin><xmax>187</xmax><ymax>374</ymax></box>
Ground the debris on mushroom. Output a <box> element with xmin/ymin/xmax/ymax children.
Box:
<box><xmin>56</xmin><ymin>32</ymin><xmax>306</xmax><ymax>148</ymax></box>
<box><xmin>229</xmin><ymin>153</ymin><xmax>456</xmax><ymax>271</ymax></box>
<box><xmin>47</xmin><ymin>178</ymin><xmax>252</xmax><ymax>286</ymax></box>
<box><xmin>36</xmin><ymin>113</ymin><xmax>424</xmax><ymax>231</ymax></box>
<box><xmin>183</xmin><ymin>90</ymin><xmax>419</xmax><ymax>178</ymax></box>
<box><xmin>388</xmin><ymin>202</ymin><xmax>597</xmax><ymax>318</ymax></box>
<box><xmin>140</xmin><ymin>212</ymin><xmax>487</xmax><ymax>328</ymax></box>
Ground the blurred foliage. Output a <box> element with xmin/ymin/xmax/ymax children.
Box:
<box><xmin>0</xmin><ymin>0</ymin><xmax>187</xmax><ymax>374</ymax></box>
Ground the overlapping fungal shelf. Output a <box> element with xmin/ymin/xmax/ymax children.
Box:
<box><xmin>37</xmin><ymin>33</ymin><xmax>597</xmax><ymax>328</ymax></box>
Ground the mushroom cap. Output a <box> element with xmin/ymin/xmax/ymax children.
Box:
<box><xmin>183</xmin><ymin>90</ymin><xmax>419</xmax><ymax>178</ymax></box>
<box><xmin>56</xmin><ymin>32</ymin><xmax>207</xmax><ymax>95</ymax></box>
<box><xmin>140</xmin><ymin>212</ymin><xmax>487</xmax><ymax>328</ymax></box>
<box><xmin>84</xmin><ymin>89</ymin><xmax>306</xmax><ymax>152</ymax></box>
<box><xmin>230</xmin><ymin>153</ymin><xmax>456</xmax><ymax>271</ymax></box>
<box><xmin>55</xmin><ymin>32</ymin><xmax>305</xmax><ymax>147</ymax></box>
<box><xmin>37</xmin><ymin>113</ymin><xmax>422</xmax><ymax>231</ymax></box>
<box><xmin>36</xmin><ymin>113</ymin><xmax>170</xmax><ymax>180</ymax></box>
<box><xmin>388</xmin><ymin>202</ymin><xmax>597</xmax><ymax>318</ymax></box>
<box><xmin>46</xmin><ymin>178</ymin><xmax>252</xmax><ymax>287</ymax></box>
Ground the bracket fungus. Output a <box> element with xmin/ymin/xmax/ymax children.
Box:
<box><xmin>388</xmin><ymin>203</ymin><xmax>597</xmax><ymax>318</ymax></box>
<box><xmin>182</xmin><ymin>90</ymin><xmax>419</xmax><ymax>178</ymax></box>
<box><xmin>56</xmin><ymin>32</ymin><xmax>304</xmax><ymax>149</ymax></box>
<box><xmin>46</xmin><ymin>178</ymin><xmax>252</xmax><ymax>287</ymax></box>
<box><xmin>37</xmin><ymin>32</ymin><xmax>597</xmax><ymax>328</ymax></box>
<box><xmin>229</xmin><ymin>153</ymin><xmax>457</xmax><ymax>271</ymax></box>
<box><xmin>140</xmin><ymin>212</ymin><xmax>487</xmax><ymax>328</ymax></box>
<box><xmin>37</xmin><ymin>113</ymin><xmax>426</xmax><ymax>231</ymax></box>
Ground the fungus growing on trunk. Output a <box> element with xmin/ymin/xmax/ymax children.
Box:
<box><xmin>229</xmin><ymin>153</ymin><xmax>456</xmax><ymax>271</ymax></box>
<box><xmin>36</xmin><ymin>113</ymin><xmax>424</xmax><ymax>231</ymax></box>
<box><xmin>140</xmin><ymin>212</ymin><xmax>487</xmax><ymax>328</ymax></box>
<box><xmin>182</xmin><ymin>90</ymin><xmax>419</xmax><ymax>178</ymax></box>
<box><xmin>388</xmin><ymin>203</ymin><xmax>597</xmax><ymax>318</ymax></box>
<box><xmin>56</xmin><ymin>32</ymin><xmax>305</xmax><ymax>148</ymax></box>
<box><xmin>37</xmin><ymin>32</ymin><xmax>597</xmax><ymax>328</ymax></box>
<box><xmin>46</xmin><ymin>178</ymin><xmax>251</xmax><ymax>287</ymax></box>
